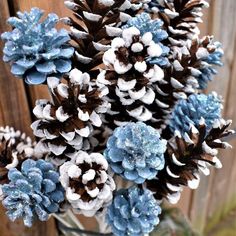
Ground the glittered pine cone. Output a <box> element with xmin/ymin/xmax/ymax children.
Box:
<box><xmin>104</xmin><ymin>122</ymin><xmax>167</xmax><ymax>184</ymax></box>
<box><xmin>59</xmin><ymin>151</ymin><xmax>115</xmax><ymax>217</ymax></box>
<box><xmin>31</xmin><ymin>68</ymin><xmax>110</xmax><ymax>164</ymax></box>
<box><xmin>0</xmin><ymin>126</ymin><xmax>34</xmax><ymax>187</ymax></box>
<box><xmin>2</xmin><ymin>159</ymin><xmax>64</xmax><ymax>227</ymax></box>
<box><xmin>98</xmin><ymin>26</ymin><xmax>167</xmax><ymax>128</ymax></box>
<box><xmin>1</xmin><ymin>8</ymin><xmax>74</xmax><ymax>84</ymax></box>
<box><xmin>147</xmin><ymin>119</ymin><xmax>234</xmax><ymax>204</ymax></box>
<box><xmin>106</xmin><ymin>186</ymin><xmax>162</xmax><ymax>236</ymax></box>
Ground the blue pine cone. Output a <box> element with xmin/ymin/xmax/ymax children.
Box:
<box><xmin>104</xmin><ymin>122</ymin><xmax>167</xmax><ymax>184</ymax></box>
<box><xmin>198</xmin><ymin>41</ymin><xmax>224</xmax><ymax>89</ymax></box>
<box><xmin>123</xmin><ymin>13</ymin><xmax>169</xmax><ymax>67</ymax></box>
<box><xmin>2</xmin><ymin>159</ymin><xmax>64</xmax><ymax>227</ymax></box>
<box><xmin>1</xmin><ymin>8</ymin><xmax>74</xmax><ymax>84</ymax></box>
<box><xmin>106</xmin><ymin>186</ymin><xmax>162</xmax><ymax>236</ymax></box>
<box><xmin>169</xmin><ymin>93</ymin><xmax>222</xmax><ymax>135</ymax></box>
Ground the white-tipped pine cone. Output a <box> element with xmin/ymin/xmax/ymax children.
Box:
<box><xmin>147</xmin><ymin>118</ymin><xmax>234</xmax><ymax>204</ymax></box>
<box><xmin>98</xmin><ymin>27</ymin><xmax>165</xmax><ymax>127</ymax></box>
<box><xmin>31</xmin><ymin>69</ymin><xmax>110</xmax><ymax>162</ymax></box>
<box><xmin>0</xmin><ymin>126</ymin><xmax>35</xmax><ymax>199</ymax></box>
<box><xmin>146</xmin><ymin>0</ymin><xmax>209</xmax><ymax>42</ymax></box>
<box><xmin>59</xmin><ymin>151</ymin><xmax>115</xmax><ymax>217</ymax></box>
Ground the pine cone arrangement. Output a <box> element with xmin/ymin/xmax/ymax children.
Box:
<box><xmin>167</xmin><ymin>36</ymin><xmax>223</xmax><ymax>90</ymax></box>
<box><xmin>1</xmin><ymin>8</ymin><xmax>74</xmax><ymax>84</ymax></box>
<box><xmin>195</xmin><ymin>37</ymin><xmax>223</xmax><ymax>89</ymax></box>
<box><xmin>31</xmin><ymin>69</ymin><xmax>110</xmax><ymax>163</ymax></box>
<box><xmin>59</xmin><ymin>151</ymin><xmax>115</xmax><ymax>217</ymax></box>
<box><xmin>136</xmin><ymin>1</ymin><xmax>223</xmax><ymax>130</ymax></box>
<box><xmin>0</xmin><ymin>126</ymin><xmax>34</xmax><ymax>186</ymax></box>
<box><xmin>0</xmin><ymin>0</ymin><xmax>234</xmax><ymax>235</ymax></box>
<box><xmin>147</xmin><ymin>119</ymin><xmax>234</xmax><ymax>204</ymax></box>
<box><xmin>123</xmin><ymin>12</ymin><xmax>169</xmax><ymax>67</ymax></box>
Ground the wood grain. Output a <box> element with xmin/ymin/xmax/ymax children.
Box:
<box><xmin>0</xmin><ymin>0</ymin><xmax>32</xmax><ymax>134</ymax></box>
<box><xmin>204</xmin><ymin>0</ymin><xmax>236</xmax><ymax>231</ymax></box>
<box><xmin>186</xmin><ymin>0</ymin><xmax>236</xmax><ymax>233</ymax></box>
<box><xmin>223</xmin><ymin>40</ymin><xmax>236</xmax><ymax>216</ymax></box>
<box><xmin>176</xmin><ymin>188</ymin><xmax>192</xmax><ymax>217</ymax></box>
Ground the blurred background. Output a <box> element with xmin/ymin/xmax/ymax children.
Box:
<box><xmin>0</xmin><ymin>0</ymin><xmax>236</xmax><ymax>235</ymax></box>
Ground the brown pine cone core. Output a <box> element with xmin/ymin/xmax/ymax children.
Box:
<box><xmin>69</xmin><ymin>162</ymin><xmax>105</xmax><ymax>202</ymax></box>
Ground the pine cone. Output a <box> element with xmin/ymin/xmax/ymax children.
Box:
<box><xmin>31</xmin><ymin>69</ymin><xmax>110</xmax><ymax>163</ymax></box>
<box><xmin>1</xmin><ymin>8</ymin><xmax>74</xmax><ymax>84</ymax></box>
<box><xmin>106</xmin><ymin>186</ymin><xmax>161</xmax><ymax>236</ymax></box>
<box><xmin>145</xmin><ymin>0</ymin><xmax>209</xmax><ymax>43</ymax></box>
<box><xmin>150</xmin><ymin>36</ymin><xmax>224</xmax><ymax>129</ymax></box>
<box><xmin>104</xmin><ymin>122</ymin><xmax>167</xmax><ymax>184</ymax></box>
<box><xmin>98</xmin><ymin>25</ymin><xmax>167</xmax><ymax>128</ymax></box>
<box><xmin>168</xmin><ymin>93</ymin><xmax>222</xmax><ymax>135</ymax></box>
<box><xmin>63</xmin><ymin>0</ymin><xmax>126</xmax><ymax>73</ymax></box>
<box><xmin>122</xmin><ymin>12</ymin><xmax>169</xmax><ymax>66</ymax></box>
<box><xmin>2</xmin><ymin>159</ymin><xmax>64</xmax><ymax>227</ymax></box>
<box><xmin>59</xmin><ymin>151</ymin><xmax>115</xmax><ymax>217</ymax></box>
<box><xmin>146</xmin><ymin>119</ymin><xmax>234</xmax><ymax>204</ymax></box>
<box><xmin>194</xmin><ymin>37</ymin><xmax>223</xmax><ymax>89</ymax></box>
<box><xmin>0</xmin><ymin>126</ymin><xmax>34</xmax><ymax>186</ymax></box>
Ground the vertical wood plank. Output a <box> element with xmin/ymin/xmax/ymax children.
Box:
<box><xmin>0</xmin><ymin>1</ymin><xmax>57</xmax><ymax>235</ymax></box>
<box><xmin>204</xmin><ymin>0</ymin><xmax>236</xmax><ymax>231</ymax></box>
<box><xmin>9</xmin><ymin>0</ymin><xmax>70</xmax><ymax>15</ymax></box>
<box><xmin>189</xmin><ymin>0</ymin><xmax>236</xmax><ymax>232</ymax></box>
<box><xmin>176</xmin><ymin>188</ymin><xmax>192</xmax><ymax>217</ymax></box>
<box><xmin>222</xmin><ymin>41</ymin><xmax>236</xmax><ymax>216</ymax></box>
<box><xmin>0</xmin><ymin>1</ymin><xmax>32</xmax><ymax>134</ymax></box>
<box><xmin>189</xmin><ymin>173</ymin><xmax>215</xmax><ymax>232</ymax></box>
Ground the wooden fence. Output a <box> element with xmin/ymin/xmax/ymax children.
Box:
<box><xmin>0</xmin><ymin>0</ymin><xmax>236</xmax><ymax>235</ymax></box>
